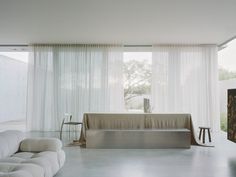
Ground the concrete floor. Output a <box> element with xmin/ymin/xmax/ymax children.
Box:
<box><xmin>26</xmin><ymin>131</ymin><xmax>236</xmax><ymax>177</ymax></box>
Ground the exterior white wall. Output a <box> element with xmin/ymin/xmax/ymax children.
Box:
<box><xmin>0</xmin><ymin>55</ymin><xmax>27</xmax><ymax>123</ymax></box>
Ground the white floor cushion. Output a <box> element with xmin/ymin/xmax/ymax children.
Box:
<box><xmin>0</xmin><ymin>163</ymin><xmax>44</xmax><ymax>177</ymax></box>
<box><xmin>0</xmin><ymin>157</ymin><xmax>24</xmax><ymax>163</ymax></box>
<box><xmin>23</xmin><ymin>158</ymin><xmax>53</xmax><ymax>177</ymax></box>
<box><xmin>33</xmin><ymin>151</ymin><xmax>60</xmax><ymax>175</ymax></box>
<box><xmin>0</xmin><ymin>170</ymin><xmax>32</xmax><ymax>177</ymax></box>
<box><xmin>12</xmin><ymin>152</ymin><xmax>35</xmax><ymax>160</ymax></box>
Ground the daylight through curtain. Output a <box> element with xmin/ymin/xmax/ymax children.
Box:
<box><xmin>152</xmin><ymin>45</ymin><xmax>220</xmax><ymax>131</ymax></box>
<box><xmin>27</xmin><ymin>44</ymin><xmax>124</xmax><ymax>131</ymax></box>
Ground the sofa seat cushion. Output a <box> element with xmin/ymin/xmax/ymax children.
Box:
<box><xmin>0</xmin><ymin>163</ymin><xmax>44</xmax><ymax>177</ymax></box>
<box><xmin>0</xmin><ymin>152</ymin><xmax>35</xmax><ymax>163</ymax></box>
<box><xmin>24</xmin><ymin>151</ymin><xmax>60</xmax><ymax>177</ymax></box>
<box><xmin>57</xmin><ymin>150</ymin><xmax>66</xmax><ymax>168</ymax></box>
<box><xmin>0</xmin><ymin>151</ymin><xmax>60</xmax><ymax>177</ymax></box>
<box><xmin>12</xmin><ymin>152</ymin><xmax>35</xmax><ymax>160</ymax></box>
<box><xmin>0</xmin><ymin>170</ymin><xmax>32</xmax><ymax>177</ymax></box>
<box><xmin>0</xmin><ymin>157</ymin><xmax>25</xmax><ymax>163</ymax></box>
<box><xmin>24</xmin><ymin>157</ymin><xmax>53</xmax><ymax>177</ymax></box>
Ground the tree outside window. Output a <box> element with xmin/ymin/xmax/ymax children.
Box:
<box><xmin>123</xmin><ymin>52</ymin><xmax>152</xmax><ymax>112</ymax></box>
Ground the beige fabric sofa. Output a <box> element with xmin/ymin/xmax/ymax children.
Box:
<box><xmin>80</xmin><ymin>113</ymin><xmax>199</xmax><ymax>148</ymax></box>
<box><xmin>0</xmin><ymin>130</ymin><xmax>65</xmax><ymax>177</ymax></box>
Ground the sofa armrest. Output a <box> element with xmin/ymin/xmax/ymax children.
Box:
<box><xmin>19</xmin><ymin>138</ymin><xmax>62</xmax><ymax>152</ymax></box>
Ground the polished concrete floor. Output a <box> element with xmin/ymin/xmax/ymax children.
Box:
<box><xmin>27</xmin><ymin>131</ymin><xmax>236</xmax><ymax>177</ymax></box>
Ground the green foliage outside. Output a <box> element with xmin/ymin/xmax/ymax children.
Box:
<box><xmin>219</xmin><ymin>67</ymin><xmax>236</xmax><ymax>81</ymax></box>
<box><xmin>220</xmin><ymin>112</ymin><xmax>227</xmax><ymax>132</ymax></box>
<box><xmin>218</xmin><ymin>67</ymin><xmax>236</xmax><ymax>132</ymax></box>
<box><xmin>123</xmin><ymin>63</ymin><xmax>233</xmax><ymax>129</ymax></box>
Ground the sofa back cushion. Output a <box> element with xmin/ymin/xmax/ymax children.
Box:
<box><xmin>0</xmin><ymin>131</ymin><xmax>25</xmax><ymax>159</ymax></box>
<box><xmin>19</xmin><ymin>138</ymin><xmax>62</xmax><ymax>152</ymax></box>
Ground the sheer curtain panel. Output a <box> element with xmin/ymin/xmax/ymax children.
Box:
<box><xmin>152</xmin><ymin>45</ymin><xmax>220</xmax><ymax>131</ymax></box>
<box><xmin>27</xmin><ymin>45</ymin><xmax>124</xmax><ymax>131</ymax></box>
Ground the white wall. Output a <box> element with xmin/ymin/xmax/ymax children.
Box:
<box><xmin>0</xmin><ymin>55</ymin><xmax>28</xmax><ymax>123</ymax></box>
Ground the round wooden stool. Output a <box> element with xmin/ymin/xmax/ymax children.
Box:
<box><xmin>199</xmin><ymin>127</ymin><xmax>211</xmax><ymax>144</ymax></box>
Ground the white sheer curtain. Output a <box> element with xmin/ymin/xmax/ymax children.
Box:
<box><xmin>27</xmin><ymin>45</ymin><xmax>124</xmax><ymax>131</ymax></box>
<box><xmin>152</xmin><ymin>45</ymin><xmax>220</xmax><ymax>131</ymax></box>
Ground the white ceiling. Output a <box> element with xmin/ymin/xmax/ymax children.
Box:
<box><xmin>0</xmin><ymin>0</ymin><xmax>235</xmax><ymax>45</ymax></box>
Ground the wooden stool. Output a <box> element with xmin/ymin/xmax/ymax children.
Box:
<box><xmin>199</xmin><ymin>127</ymin><xmax>211</xmax><ymax>144</ymax></box>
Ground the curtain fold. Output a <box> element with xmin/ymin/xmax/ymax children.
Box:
<box><xmin>27</xmin><ymin>45</ymin><xmax>124</xmax><ymax>131</ymax></box>
<box><xmin>152</xmin><ymin>45</ymin><xmax>220</xmax><ymax>131</ymax></box>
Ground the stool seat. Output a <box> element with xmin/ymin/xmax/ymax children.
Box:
<box><xmin>199</xmin><ymin>126</ymin><xmax>210</xmax><ymax>129</ymax></box>
<box><xmin>64</xmin><ymin>122</ymin><xmax>83</xmax><ymax>125</ymax></box>
<box><xmin>199</xmin><ymin>127</ymin><xmax>211</xmax><ymax>144</ymax></box>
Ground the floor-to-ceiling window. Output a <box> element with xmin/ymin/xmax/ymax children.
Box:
<box><xmin>0</xmin><ymin>48</ymin><xmax>28</xmax><ymax>131</ymax></box>
<box><xmin>123</xmin><ymin>51</ymin><xmax>152</xmax><ymax>112</ymax></box>
<box><xmin>0</xmin><ymin>45</ymin><xmax>220</xmax><ymax>131</ymax></box>
<box><xmin>218</xmin><ymin>39</ymin><xmax>236</xmax><ymax>132</ymax></box>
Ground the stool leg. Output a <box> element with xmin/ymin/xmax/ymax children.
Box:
<box><xmin>74</xmin><ymin>125</ymin><xmax>78</xmax><ymax>140</ymax></box>
<box><xmin>60</xmin><ymin>123</ymin><xmax>64</xmax><ymax>140</ymax></box>
<box><xmin>208</xmin><ymin>129</ymin><xmax>211</xmax><ymax>142</ymax></box>
<box><xmin>199</xmin><ymin>129</ymin><xmax>202</xmax><ymax>140</ymax></box>
<box><xmin>69</xmin><ymin>125</ymin><xmax>71</xmax><ymax>140</ymax></box>
<box><xmin>203</xmin><ymin>129</ymin><xmax>205</xmax><ymax>144</ymax></box>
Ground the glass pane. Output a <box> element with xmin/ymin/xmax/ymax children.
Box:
<box><xmin>123</xmin><ymin>52</ymin><xmax>152</xmax><ymax>112</ymax></box>
<box><xmin>218</xmin><ymin>39</ymin><xmax>236</xmax><ymax>132</ymax></box>
<box><xmin>0</xmin><ymin>51</ymin><xmax>28</xmax><ymax>131</ymax></box>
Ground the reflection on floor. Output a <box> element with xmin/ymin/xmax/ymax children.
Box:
<box><xmin>25</xmin><ymin>131</ymin><xmax>236</xmax><ymax>177</ymax></box>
